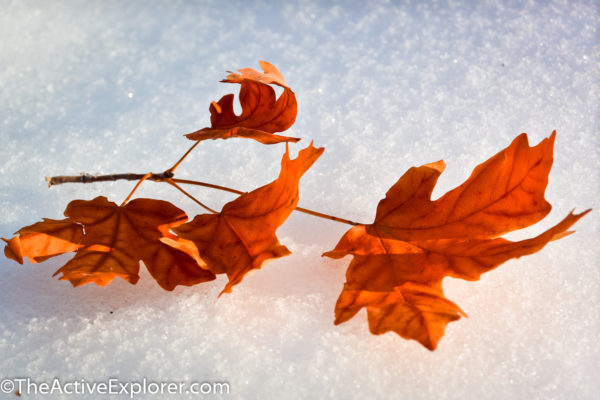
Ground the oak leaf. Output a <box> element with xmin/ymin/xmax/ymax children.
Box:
<box><xmin>324</xmin><ymin>132</ymin><xmax>590</xmax><ymax>350</ymax></box>
<box><xmin>165</xmin><ymin>142</ymin><xmax>324</xmax><ymax>294</ymax></box>
<box><xmin>3</xmin><ymin>197</ymin><xmax>216</xmax><ymax>290</ymax></box>
<box><xmin>185</xmin><ymin>60</ymin><xmax>299</xmax><ymax>144</ymax></box>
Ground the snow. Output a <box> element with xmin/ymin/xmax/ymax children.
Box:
<box><xmin>1</xmin><ymin>0</ymin><xmax>598</xmax><ymax>399</ymax></box>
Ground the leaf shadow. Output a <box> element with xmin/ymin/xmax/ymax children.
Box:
<box><xmin>0</xmin><ymin>255</ymin><xmax>221</xmax><ymax>322</ymax></box>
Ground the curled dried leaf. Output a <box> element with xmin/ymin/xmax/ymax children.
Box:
<box><xmin>186</xmin><ymin>60</ymin><xmax>299</xmax><ymax>144</ymax></box>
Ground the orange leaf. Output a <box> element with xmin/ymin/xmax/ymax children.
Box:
<box><xmin>3</xmin><ymin>218</ymin><xmax>83</xmax><ymax>264</ymax></box>
<box><xmin>4</xmin><ymin>197</ymin><xmax>216</xmax><ymax>290</ymax></box>
<box><xmin>185</xmin><ymin>61</ymin><xmax>299</xmax><ymax>144</ymax></box>
<box><xmin>324</xmin><ymin>132</ymin><xmax>590</xmax><ymax>350</ymax></box>
<box><xmin>335</xmin><ymin>283</ymin><xmax>466</xmax><ymax>351</ymax></box>
<box><xmin>167</xmin><ymin>142</ymin><xmax>324</xmax><ymax>294</ymax></box>
<box><xmin>374</xmin><ymin>132</ymin><xmax>555</xmax><ymax>241</ymax></box>
<box><xmin>222</xmin><ymin>60</ymin><xmax>288</xmax><ymax>87</ymax></box>
<box><xmin>55</xmin><ymin>197</ymin><xmax>215</xmax><ymax>289</ymax></box>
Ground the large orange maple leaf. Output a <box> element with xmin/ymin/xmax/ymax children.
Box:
<box><xmin>165</xmin><ymin>142</ymin><xmax>324</xmax><ymax>294</ymax></box>
<box><xmin>185</xmin><ymin>60</ymin><xmax>299</xmax><ymax>144</ymax></box>
<box><xmin>324</xmin><ymin>132</ymin><xmax>590</xmax><ymax>350</ymax></box>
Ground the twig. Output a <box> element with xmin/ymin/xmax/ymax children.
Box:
<box><xmin>46</xmin><ymin>172</ymin><xmax>361</xmax><ymax>226</ymax></box>
<box><xmin>46</xmin><ymin>172</ymin><xmax>173</xmax><ymax>186</ymax></box>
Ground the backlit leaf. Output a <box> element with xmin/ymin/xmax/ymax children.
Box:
<box><xmin>167</xmin><ymin>142</ymin><xmax>324</xmax><ymax>294</ymax></box>
<box><xmin>325</xmin><ymin>132</ymin><xmax>590</xmax><ymax>350</ymax></box>
<box><xmin>186</xmin><ymin>61</ymin><xmax>299</xmax><ymax>144</ymax></box>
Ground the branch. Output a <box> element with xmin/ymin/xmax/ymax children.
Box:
<box><xmin>46</xmin><ymin>172</ymin><xmax>360</xmax><ymax>226</ymax></box>
<box><xmin>46</xmin><ymin>172</ymin><xmax>173</xmax><ymax>186</ymax></box>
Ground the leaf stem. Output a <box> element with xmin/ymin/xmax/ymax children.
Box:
<box><xmin>171</xmin><ymin>179</ymin><xmax>360</xmax><ymax>225</ymax></box>
<box><xmin>165</xmin><ymin>179</ymin><xmax>217</xmax><ymax>214</ymax></box>
<box><xmin>293</xmin><ymin>206</ymin><xmax>359</xmax><ymax>226</ymax></box>
<box><xmin>165</xmin><ymin>140</ymin><xmax>201</xmax><ymax>174</ymax></box>
<box><xmin>171</xmin><ymin>178</ymin><xmax>244</xmax><ymax>196</ymax></box>
<box><xmin>46</xmin><ymin>172</ymin><xmax>360</xmax><ymax>226</ymax></box>
<box><xmin>120</xmin><ymin>172</ymin><xmax>152</xmax><ymax>206</ymax></box>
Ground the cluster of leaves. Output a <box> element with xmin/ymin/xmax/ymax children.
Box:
<box><xmin>3</xmin><ymin>61</ymin><xmax>589</xmax><ymax>350</ymax></box>
<box><xmin>4</xmin><ymin>61</ymin><xmax>317</xmax><ymax>295</ymax></box>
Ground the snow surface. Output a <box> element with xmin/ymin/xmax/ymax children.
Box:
<box><xmin>1</xmin><ymin>0</ymin><xmax>599</xmax><ymax>399</ymax></box>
